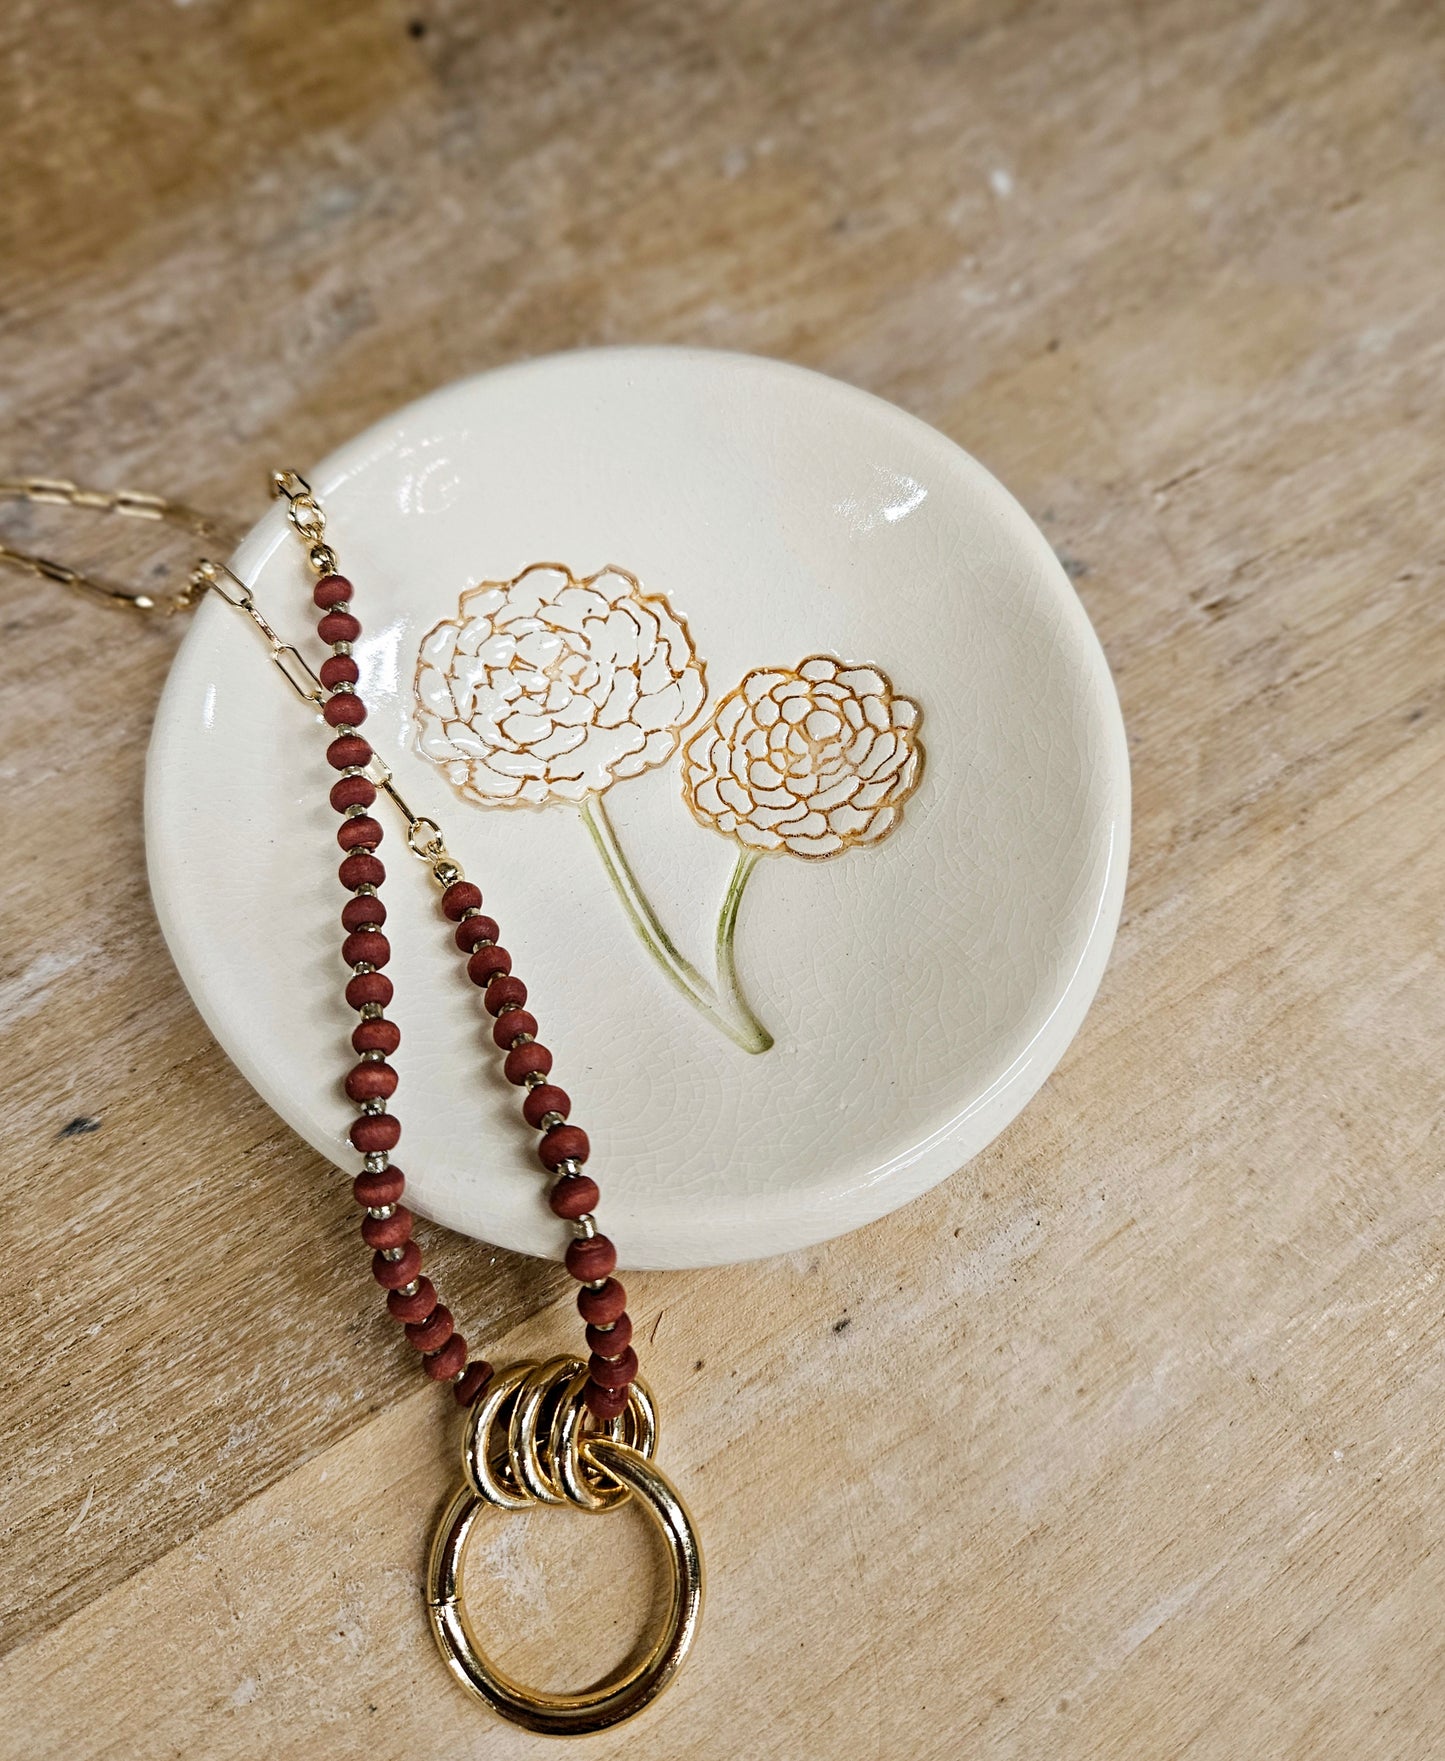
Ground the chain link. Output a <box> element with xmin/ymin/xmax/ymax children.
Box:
<box><xmin>269</xmin><ymin>466</ymin><xmax>459</xmax><ymax>872</ymax></box>
<box><xmin>191</xmin><ymin>560</ymin><xmax>326</xmax><ymax>705</ymax></box>
<box><xmin>197</xmin><ymin>543</ymin><xmax>459</xmax><ymax>868</ymax></box>
<box><xmin>270</xmin><ymin>470</ymin><xmax>337</xmax><ymax>577</ymax></box>
<box><xmin>1</xmin><ymin>466</ymin><xmax>463</xmax><ymax>866</ymax></box>
<box><xmin>0</xmin><ymin>475</ymin><xmax>237</xmax><ymax>613</ymax></box>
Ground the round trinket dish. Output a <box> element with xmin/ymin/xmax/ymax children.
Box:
<box><xmin>146</xmin><ymin>347</ymin><xmax>1129</xmax><ymax>1268</ymax></box>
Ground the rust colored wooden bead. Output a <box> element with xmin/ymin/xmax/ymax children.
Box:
<box><xmin>524</xmin><ymin>1083</ymin><xmax>571</xmax><ymax>1129</ymax></box>
<box><xmin>352</xmin><ymin>1018</ymin><xmax>400</xmax><ymax>1056</ymax></box>
<box><xmin>455</xmin><ymin>914</ymin><xmax>500</xmax><ymax>953</ymax></box>
<box><xmin>405</xmin><ymin>1304</ymin><xmax>454</xmax><ymax>1353</ymax></box>
<box><xmin>466</xmin><ymin>944</ymin><xmax>510</xmax><ymax>987</ymax></box>
<box><xmin>345</xmin><ymin>1060</ymin><xmax>398</xmax><ymax>1102</ymax></box>
<box><xmin>504</xmin><ymin>1042</ymin><xmax>552</xmax><ymax>1084</ymax></box>
<box><xmin>317</xmin><ymin>609</ymin><xmax>361</xmax><ymax>644</ymax></box>
<box><xmin>400</xmin><ymin>1299</ymin><xmax>448</xmax><ymax>1349</ymax></box>
<box><xmin>329</xmin><ymin>774</ymin><xmax>375</xmax><ymax>813</ymax></box>
<box><xmin>540</xmin><ymin>1125</ymin><xmax>589</xmax><ymax>1171</ymax></box>
<box><xmin>577</xmin><ymin>1278</ymin><xmax>627</xmax><ymax>1326</ymax></box>
<box><xmin>371</xmin><ymin>1239</ymin><xmax>421</xmax><ymax>1288</ymax></box>
<box><xmin>484</xmin><ymin>975</ymin><xmax>527</xmax><ymax>1016</ymax></box>
<box><xmin>323</xmin><ymin>691</ymin><xmax>368</xmax><ymax>728</ymax></box>
<box><xmin>341</xmin><ymin>894</ymin><xmax>386</xmax><ymax>932</ymax></box>
<box><xmin>549</xmin><ymin>1173</ymin><xmax>599</xmax><ymax>1220</ymax></box>
<box><xmin>351</xmin><ymin>1114</ymin><xmax>400</xmax><ymax>1153</ymax></box>
<box><xmin>493</xmin><ymin>1008</ymin><xmax>538</xmax><ymax>1050</ymax></box>
<box><xmin>586</xmin><ymin>1312</ymin><xmax>633</xmax><ymax>1356</ymax></box>
<box><xmin>585</xmin><ymin>1380</ymin><xmax>630</xmax><ymax>1421</ymax></box>
<box><xmin>565</xmin><ymin>1234</ymin><xmax>617</xmax><ymax>1282</ymax></box>
<box><xmin>354</xmin><ymin>1166</ymin><xmax>405</xmax><ymax>1208</ymax></box>
<box><xmin>345</xmin><ymin>969</ymin><xmax>392</xmax><ymax>1010</ymax></box>
<box><xmin>313</xmin><ymin>574</ymin><xmax>354</xmax><ymax>608</ymax></box>
<box><xmin>327</xmin><ymin>733</ymin><xmax>372</xmax><ymax>771</ymax></box>
<box><xmin>342</xmin><ymin>929</ymin><xmax>390</xmax><ymax>968</ymax></box>
<box><xmin>588</xmin><ymin>1345</ymin><xmax>638</xmax><ymax>1389</ymax></box>
<box><xmin>424</xmin><ymin>1334</ymin><xmax>468</xmax><ymax>1381</ymax></box>
<box><xmin>441</xmin><ymin>881</ymin><xmax>483</xmax><ymax>920</ymax></box>
<box><xmin>361</xmin><ymin>1203</ymin><xmax>412</xmax><ymax>1249</ymax></box>
<box><xmin>387</xmin><ymin>1276</ymin><xmax>436</xmax><ymax>1323</ymax></box>
<box><xmin>337</xmin><ymin>815</ymin><xmax>383</xmax><ymax>852</ymax></box>
<box><xmin>454</xmin><ymin>1360</ymin><xmax>495</xmax><ymax>1407</ymax></box>
<box><xmin>320</xmin><ymin>653</ymin><xmax>361</xmax><ymax>689</ymax></box>
<box><xmin>339</xmin><ymin>851</ymin><xmax>385</xmax><ymax>890</ymax></box>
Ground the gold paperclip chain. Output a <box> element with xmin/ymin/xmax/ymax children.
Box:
<box><xmin>191</xmin><ymin>559</ymin><xmax>328</xmax><ymax>705</ymax></box>
<box><xmin>0</xmin><ymin>475</ymin><xmax>237</xmax><ymax>613</ymax></box>
<box><xmin>262</xmin><ymin>472</ymin><xmax>452</xmax><ymax>866</ymax></box>
<box><xmin>0</xmin><ymin>472</ymin><xmax>457</xmax><ymax>867</ymax></box>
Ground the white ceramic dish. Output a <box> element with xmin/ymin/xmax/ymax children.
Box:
<box><xmin>146</xmin><ymin>347</ymin><xmax>1129</xmax><ymax>1269</ymax></box>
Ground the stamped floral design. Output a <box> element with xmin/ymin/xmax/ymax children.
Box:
<box><xmin>682</xmin><ymin>657</ymin><xmax>922</xmax><ymax>858</ymax></box>
<box><xmin>680</xmin><ymin>656</ymin><xmax>922</xmax><ymax>1046</ymax></box>
<box><xmin>413</xmin><ymin>565</ymin><xmax>924</xmax><ymax>1054</ymax></box>
<box><xmin>414</xmin><ymin>565</ymin><xmax>706</xmax><ymax>806</ymax></box>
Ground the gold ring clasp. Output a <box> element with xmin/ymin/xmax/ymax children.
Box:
<box><xmin>426</xmin><ymin>1358</ymin><xmax>703</xmax><ymax>1735</ymax></box>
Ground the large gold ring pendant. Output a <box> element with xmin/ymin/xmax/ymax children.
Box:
<box><xmin>425</xmin><ymin>1358</ymin><xmax>704</xmax><ymax>1735</ymax></box>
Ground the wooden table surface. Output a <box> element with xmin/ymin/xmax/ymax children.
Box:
<box><xmin>3</xmin><ymin>2</ymin><xmax>1443</xmax><ymax>1756</ymax></box>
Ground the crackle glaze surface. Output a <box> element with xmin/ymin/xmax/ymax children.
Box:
<box><xmin>145</xmin><ymin>348</ymin><xmax>1129</xmax><ymax>1267</ymax></box>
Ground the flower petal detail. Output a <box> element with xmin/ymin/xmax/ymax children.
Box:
<box><xmin>413</xmin><ymin>563</ymin><xmax>706</xmax><ymax>808</ymax></box>
<box><xmin>682</xmin><ymin>656</ymin><xmax>924</xmax><ymax>861</ymax></box>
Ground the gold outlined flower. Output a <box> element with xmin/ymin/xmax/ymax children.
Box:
<box><xmin>682</xmin><ymin>656</ymin><xmax>923</xmax><ymax>859</ymax></box>
<box><xmin>413</xmin><ymin>572</ymin><xmax>927</xmax><ymax>1058</ymax></box>
<box><xmin>414</xmin><ymin>564</ymin><xmax>706</xmax><ymax>807</ymax></box>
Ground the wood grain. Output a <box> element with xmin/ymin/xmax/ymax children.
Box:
<box><xmin>2</xmin><ymin>0</ymin><xmax>1443</xmax><ymax>1755</ymax></box>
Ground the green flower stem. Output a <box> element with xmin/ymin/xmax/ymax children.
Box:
<box><xmin>714</xmin><ymin>849</ymin><xmax>774</xmax><ymax>1054</ymax></box>
<box><xmin>579</xmin><ymin>793</ymin><xmax>772</xmax><ymax>1054</ymax></box>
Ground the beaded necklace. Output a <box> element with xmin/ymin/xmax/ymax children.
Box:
<box><xmin>1</xmin><ymin>471</ymin><xmax>703</xmax><ymax>1737</ymax></box>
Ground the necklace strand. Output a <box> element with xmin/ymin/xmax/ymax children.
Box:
<box><xmin>272</xmin><ymin>472</ymin><xmax>639</xmax><ymax>1420</ymax></box>
<box><xmin>1</xmin><ymin>470</ymin><xmax>704</xmax><ymax>1730</ymax></box>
